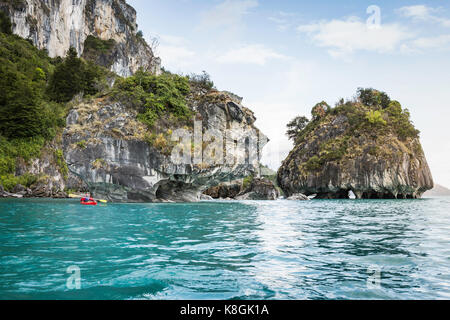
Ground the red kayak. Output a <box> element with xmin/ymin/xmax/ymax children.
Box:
<box><xmin>80</xmin><ymin>198</ymin><xmax>97</xmax><ymax>206</ymax></box>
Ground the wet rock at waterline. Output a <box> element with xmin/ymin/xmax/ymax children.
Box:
<box><xmin>235</xmin><ymin>178</ymin><xmax>280</xmax><ymax>201</ymax></box>
<box><xmin>287</xmin><ymin>193</ymin><xmax>310</xmax><ymax>201</ymax></box>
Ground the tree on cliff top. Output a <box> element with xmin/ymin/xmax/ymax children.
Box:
<box><xmin>286</xmin><ymin>116</ymin><xmax>309</xmax><ymax>140</ymax></box>
<box><xmin>357</xmin><ymin>88</ymin><xmax>391</xmax><ymax>109</ymax></box>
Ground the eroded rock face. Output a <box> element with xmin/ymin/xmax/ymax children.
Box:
<box><xmin>278</xmin><ymin>109</ymin><xmax>434</xmax><ymax>199</ymax></box>
<box><xmin>63</xmin><ymin>92</ymin><xmax>268</xmax><ymax>202</ymax></box>
<box><xmin>203</xmin><ymin>180</ymin><xmax>243</xmax><ymax>199</ymax></box>
<box><xmin>235</xmin><ymin>178</ymin><xmax>279</xmax><ymax>201</ymax></box>
<box><xmin>14</xmin><ymin>139</ymin><xmax>68</xmax><ymax>198</ymax></box>
<box><xmin>0</xmin><ymin>0</ymin><xmax>160</xmax><ymax>76</ymax></box>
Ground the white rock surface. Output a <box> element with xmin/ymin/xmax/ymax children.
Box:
<box><xmin>1</xmin><ymin>0</ymin><xmax>160</xmax><ymax>76</ymax></box>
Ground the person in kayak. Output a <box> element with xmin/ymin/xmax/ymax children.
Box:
<box><xmin>81</xmin><ymin>194</ymin><xmax>91</xmax><ymax>202</ymax></box>
<box><xmin>80</xmin><ymin>194</ymin><xmax>97</xmax><ymax>205</ymax></box>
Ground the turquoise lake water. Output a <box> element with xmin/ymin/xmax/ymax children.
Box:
<box><xmin>0</xmin><ymin>198</ymin><xmax>449</xmax><ymax>300</ymax></box>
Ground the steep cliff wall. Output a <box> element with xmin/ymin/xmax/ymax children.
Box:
<box><xmin>278</xmin><ymin>91</ymin><xmax>434</xmax><ymax>199</ymax></box>
<box><xmin>0</xmin><ymin>0</ymin><xmax>160</xmax><ymax>76</ymax></box>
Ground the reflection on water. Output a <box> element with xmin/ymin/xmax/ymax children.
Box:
<box><xmin>0</xmin><ymin>198</ymin><xmax>449</xmax><ymax>300</ymax></box>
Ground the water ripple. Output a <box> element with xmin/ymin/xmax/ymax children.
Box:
<box><xmin>0</xmin><ymin>197</ymin><xmax>449</xmax><ymax>300</ymax></box>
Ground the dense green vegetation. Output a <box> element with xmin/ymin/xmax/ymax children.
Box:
<box><xmin>289</xmin><ymin>88</ymin><xmax>421</xmax><ymax>172</ymax></box>
<box><xmin>47</xmin><ymin>47</ymin><xmax>104</xmax><ymax>102</ymax></box>
<box><xmin>0</xmin><ymin>11</ymin><xmax>12</xmax><ymax>34</ymax></box>
<box><xmin>0</xmin><ymin>17</ymin><xmax>108</xmax><ymax>191</ymax></box>
<box><xmin>0</xmin><ymin>32</ymin><xmax>65</xmax><ymax>139</ymax></box>
<box><xmin>292</xmin><ymin>88</ymin><xmax>419</xmax><ymax>145</ymax></box>
<box><xmin>357</xmin><ymin>88</ymin><xmax>391</xmax><ymax>109</ymax></box>
<box><xmin>0</xmin><ymin>31</ymin><xmax>64</xmax><ymax>190</ymax></box>
<box><xmin>112</xmin><ymin>70</ymin><xmax>192</xmax><ymax>128</ymax></box>
<box><xmin>366</xmin><ymin>109</ymin><xmax>387</xmax><ymax>126</ymax></box>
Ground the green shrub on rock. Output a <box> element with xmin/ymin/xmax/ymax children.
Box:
<box><xmin>366</xmin><ymin>110</ymin><xmax>387</xmax><ymax>126</ymax></box>
<box><xmin>305</xmin><ymin>156</ymin><xmax>322</xmax><ymax>171</ymax></box>
<box><xmin>386</xmin><ymin>101</ymin><xmax>419</xmax><ymax>140</ymax></box>
<box><xmin>112</xmin><ymin>70</ymin><xmax>192</xmax><ymax>128</ymax></box>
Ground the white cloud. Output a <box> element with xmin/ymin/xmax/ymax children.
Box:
<box><xmin>158</xmin><ymin>34</ymin><xmax>187</xmax><ymax>46</ymax></box>
<box><xmin>269</xmin><ymin>11</ymin><xmax>298</xmax><ymax>32</ymax></box>
<box><xmin>152</xmin><ymin>34</ymin><xmax>196</xmax><ymax>71</ymax></box>
<box><xmin>278</xmin><ymin>11</ymin><xmax>296</xmax><ymax>17</ymax></box>
<box><xmin>158</xmin><ymin>46</ymin><xmax>195</xmax><ymax>70</ymax></box>
<box><xmin>297</xmin><ymin>17</ymin><xmax>412</xmax><ymax>57</ymax></box>
<box><xmin>410</xmin><ymin>34</ymin><xmax>450</xmax><ymax>50</ymax></box>
<box><xmin>215</xmin><ymin>44</ymin><xmax>288</xmax><ymax>65</ymax></box>
<box><xmin>398</xmin><ymin>5</ymin><xmax>450</xmax><ymax>27</ymax></box>
<box><xmin>398</xmin><ymin>5</ymin><xmax>434</xmax><ymax>20</ymax></box>
<box><xmin>268</xmin><ymin>16</ymin><xmax>289</xmax><ymax>31</ymax></box>
<box><xmin>200</xmin><ymin>0</ymin><xmax>258</xmax><ymax>30</ymax></box>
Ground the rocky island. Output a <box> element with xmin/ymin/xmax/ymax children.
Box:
<box><xmin>278</xmin><ymin>89</ymin><xmax>434</xmax><ymax>199</ymax></box>
<box><xmin>0</xmin><ymin>0</ymin><xmax>268</xmax><ymax>202</ymax></box>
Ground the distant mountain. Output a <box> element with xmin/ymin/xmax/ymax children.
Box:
<box><xmin>424</xmin><ymin>184</ymin><xmax>450</xmax><ymax>197</ymax></box>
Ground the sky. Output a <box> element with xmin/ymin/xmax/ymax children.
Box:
<box><xmin>128</xmin><ymin>0</ymin><xmax>450</xmax><ymax>188</ymax></box>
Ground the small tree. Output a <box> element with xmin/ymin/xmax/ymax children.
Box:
<box><xmin>379</xmin><ymin>92</ymin><xmax>391</xmax><ymax>109</ymax></box>
<box><xmin>47</xmin><ymin>47</ymin><xmax>102</xmax><ymax>102</ymax></box>
<box><xmin>357</xmin><ymin>88</ymin><xmax>391</xmax><ymax>109</ymax></box>
<box><xmin>286</xmin><ymin>116</ymin><xmax>309</xmax><ymax>140</ymax></box>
